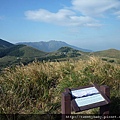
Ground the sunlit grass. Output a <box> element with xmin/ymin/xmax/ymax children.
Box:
<box><xmin>0</xmin><ymin>57</ymin><xmax>120</xmax><ymax>114</ymax></box>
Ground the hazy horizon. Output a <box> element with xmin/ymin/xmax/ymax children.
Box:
<box><xmin>1</xmin><ymin>38</ymin><xmax>120</xmax><ymax>52</ymax></box>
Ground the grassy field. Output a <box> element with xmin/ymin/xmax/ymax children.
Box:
<box><xmin>0</xmin><ymin>56</ymin><xmax>120</xmax><ymax>115</ymax></box>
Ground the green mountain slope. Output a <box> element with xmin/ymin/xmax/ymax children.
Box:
<box><xmin>43</xmin><ymin>46</ymin><xmax>88</xmax><ymax>61</ymax></box>
<box><xmin>0</xmin><ymin>38</ymin><xmax>14</xmax><ymax>49</ymax></box>
<box><xmin>0</xmin><ymin>44</ymin><xmax>47</xmax><ymax>69</ymax></box>
<box><xmin>56</xmin><ymin>46</ymin><xmax>82</xmax><ymax>57</ymax></box>
<box><xmin>0</xmin><ymin>46</ymin><xmax>86</xmax><ymax>69</ymax></box>
<box><xmin>92</xmin><ymin>49</ymin><xmax>120</xmax><ymax>59</ymax></box>
<box><xmin>0</xmin><ymin>44</ymin><xmax>46</xmax><ymax>57</ymax></box>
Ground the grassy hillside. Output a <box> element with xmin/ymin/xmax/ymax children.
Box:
<box><xmin>0</xmin><ymin>45</ymin><xmax>47</xmax><ymax>69</ymax></box>
<box><xmin>0</xmin><ymin>57</ymin><xmax>120</xmax><ymax>115</ymax></box>
<box><xmin>92</xmin><ymin>49</ymin><xmax>120</xmax><ymax>58</ymax></box>
<box><xmin>47</xmin><ymin>47</ymin><xmax>83</xmax><ymax>60</ymax></box>
<box><xmin>0</xmin><ymin>44</ymin><xmax>46</xmax><ymax>57</ymax></box>
<box><xmin>0</xmin><ymin>46</ymin><xmax>85</xmax><ymax>70</ymax></box>
<box><xmin>91</xmin><ymin>49</ymin><xmax>120</xmax><ymax>64</ymax></box>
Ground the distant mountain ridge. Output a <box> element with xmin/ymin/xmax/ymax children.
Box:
<box><xmin>18</xmin><ymin>40</ymin><xmax>92</xmax><ymax>52</ymax></box>
<box><xmin>0</xmin><ymin>39</ymin><xmax>84</xmax><ymax>69</ymax></box>
<box><xmin>1</xmin><ymin>38</ymin><xmax>120</xmax><ymax>69</ymax></box>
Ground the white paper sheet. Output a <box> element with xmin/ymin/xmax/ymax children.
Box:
<box><xmin>71</xmin><ymin>87</ymin><xmax>99</xmax><ymax>98</ymax></box>
<box><xmin>75</xmin><ymin>94</ymin><xmax>105</xmax><ymax>107</ymax></box>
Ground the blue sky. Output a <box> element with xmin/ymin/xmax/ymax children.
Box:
<box><xmin>0</xmin><ymin>0</ymin><xmax>120</xmax><ymax>51</ymax></box>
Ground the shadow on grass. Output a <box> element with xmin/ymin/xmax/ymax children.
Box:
<box><xmin>110</xmin><ymin>96</ymin><xmax>120</xmax><ymax>114</ymax></box>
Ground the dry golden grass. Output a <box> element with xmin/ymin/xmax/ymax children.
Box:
<box><xmin>0</xmin><ymin>56</ymin><xmax>120</xmax><ymax>114</ymax></box>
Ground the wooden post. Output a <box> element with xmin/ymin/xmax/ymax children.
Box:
<box><xmin>61</xmin><ymin>92</ymin><xmax>71</xmax><ymax>120</ymax></box>
<box><xmin>100</xmin><ymin>85</ymin><xmax>110</xmax><ymax>120</ymax></box>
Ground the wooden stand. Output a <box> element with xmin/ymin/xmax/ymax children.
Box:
<box><xmin>61</xmin><ymin>84</ymin><xmax>110</xmax><ymax>120</ymax></box>
<box><xmin>100</xmin><ymin>85</ymin><xmax>110</xmax><ymax>120</ymax></box>
<box><xmin>61</xmin><ymin>92</ymin><xmax>71</xmax><ymax>120</ymax></box>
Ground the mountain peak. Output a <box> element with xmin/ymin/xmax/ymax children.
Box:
<box><xmin>17</xmin><ymin>40</ymin><xmax>92</xmax><ymax>52</ymax></box>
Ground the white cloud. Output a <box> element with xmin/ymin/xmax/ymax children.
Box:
<box><xmin>24</xmin><ymin>0</ymin><xmax>120</xmax><ymax>27</ymax></box>
<box><xmin>25</xmin><ymin>9</ymin><xmax>75</xmax><ymax>23</ymax></box>
<box><xmin>25</xmin><ymin>8</ymin><xmax>101</xmax><ymax>27</ymax></box>
<box><xmin>72</xmin><ymin>0</ymin><xmax>120</xmax><ymax>17</ymax></box>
